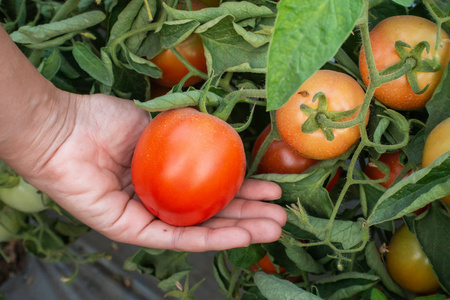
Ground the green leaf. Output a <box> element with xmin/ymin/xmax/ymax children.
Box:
<box><xmin>226</xmin><ymin>244</ymin><xmax>265</xmax><ymax>269</ymax></box>
<box><xmin>314</xmin><ymin>272</ymin><xmax>379</xmax><ymax>300</ymax></box>
<box><xmin>158</xmin><ymin>20</ymin><xmax>200</xmax><ymax>49</ymax></box>
<box><xmin>370</xmin><ymin>288</ymin><xmax>387</xmax><ymax>300</ymax></box>
<box><xmin>10</xmin><ymin>11</ymin><xmax>105</xmax><ymax>44</ymax></box>
<box><xmin>121</xmin><ymin>44</ymin><xmax>162</xmax><ymax>78</ymax></box>
<box><xmin>365</xmin><ymin>241</ymin><xmax>404</xmax><ymax>297</ymax></box>
<box><xmin>163</xmin><ymin>2</ymin><xmax>275</xmax><ymax>23</ymax></box>
<box><xmin>367</xmin><ymin>152</ymin><xmax>450</xmax><ymax>225</ymax></box>
<box><xmin>415</xmin><ymin>202</ymin><xmax>450</xmax><ymax>293</ymax></box>
<box><xmin>198</xmin><ymin>15</ymin><xmax>269</xmax><ymax>74</ymax></box>
<box><xmin>72</xmin><ymin>42</ymin><xmax>113</xmax><ymax>86</ymax></box>
<box><xmin>391</xmin><ymin>0</ymin><xmax>415</xmax><ymax>7</ymax></box>
<box><xmin>108</xmin><ymin>0</ymin><xmax>145</xmax><ymax>45</ymax></box>
<box><xmin>253</xmin><ymin>163</ymin><xmax>337</xmax><ymax>218</ymax></box>
<box><xmin>124</xmin><ymin>0</ymin><xmax>157</xmax><ymax>53</ymax></box>
<box><xmin>134</xmin><ymin>90</ymin><xmax>221</xmax><ymax>112</ymax></box>
<box><xmin>280</xmin><ymin>236</ymin><xmax>325</xmax><ymax>274</ymax></box>
<box><xmin>122</xmin><ymin>248</ymin><xmax>192</xmax><ymax>285</ymax></box>
<box><xmin>286</xmin><ymin>211</ymin><xmax>365</xmax><ymax>250</ymax></box>
<box><xmin>37</xmin><ymin>48</ymin><xmax>61</xmax><ymax>80</ymax></box>
<box><xmin>254</xmin><ymin>272</ymin><xmax>322</xmax><ymax>300</ymax></box>
<box><xmin>266</xmin><ymin>0</ymin><xmax>364</xmax><ymax>110</ymax></box>
<box><xmin>425</xmin><ymin>61</ymin><xmax>450</xmax><ymax>137</ymax></box>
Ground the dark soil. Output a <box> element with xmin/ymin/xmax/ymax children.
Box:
<box><xmin>0</xmin><ymin>240</ymin><xmax>25</xmax><ymax>285</ymax></box>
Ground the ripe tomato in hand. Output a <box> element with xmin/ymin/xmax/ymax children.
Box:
<box><xmin>359</xmin><ymin>15</ymin><xmax>450</xmax><ymax>111</ymax></box>
<box><xmin>131</xmin><ymin>108</ymin><xmax>246</xmax><ymax>226</ymax></box>
<box><xmin>252</xmin><ymin>124</ymin><xmax>341</xmax><ymax>191</ymax></box>
<box><xmin>422</xmin><ymin>117</ymin><xmax>450</xmax><ymax>206</ymax></box>
<box><xmin>150</xmin><ymin>0</ymin><xmax>207</xmax><ymax>88</ymax></box>
<box><xmin>386</xmin><ymin>224</ymin><xmax>440</xmax><ymax>294</ymax></box>
<box><xmin>276</xmin><ymin>70</ymin><xmax>367</xmax><ymax>160</ymax></box>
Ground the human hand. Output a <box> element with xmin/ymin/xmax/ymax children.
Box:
<box><xmin>22</xmin><ymin>93</ymin><xmax>286</xmax><ymax>252</ymax></box>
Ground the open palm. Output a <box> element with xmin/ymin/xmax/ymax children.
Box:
<box><xmin>26</xmin><ymin>93</ymin><xmax>286</xmax><ymax>252</ymax></box>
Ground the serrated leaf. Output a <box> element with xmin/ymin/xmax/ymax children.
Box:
<box><xmin>286</xmin><ymin>211</ymin><xmax>365</xmax><ymax>250</ymax></box>
<box><xmin>37</xmin><ymin>48</ymin><xmax>61</xmax><ymax>80</ymax></box>
<box><xmin>280</xmin><ymin>237</ymin><xmax>325</xmax><ymax>274</ymax></box>
<box><xmin>108</xmin><ymin>0</ymin><xmax>145</xmax><ymax>45</ymax></box>
<box><xmin>253</xmin><ymin>165</ymin><xmax>336</xmax><ymax>218</ymax></box>
<box><xmin>163</xmin><ymin>2</ymin><xmax>275</xmax><ymax>23</ymax></box>
<box><xmin>314</xmin><ymin>272</ymin><xmax>379</xmax><ymax>300</ymax></box>
<box><xmin>198</xmin><ymin>15</ymin><xmax>269</xmax><ymax>74</ymax></box>
<box><xmin>72</xmin><ymin>42</ymin><xmax>113</xmax><ymax>86</ymax></box>
<box><xmin>10</xmin><ymin>11</ymin><xmax>105</xmax><ymax>44</ymax></box>
<box><xmin>254</xmin><ymin>272</ymin><xmax>322</xmax><ymax>300</ymax></box>
<box><xmin>227</xmin><ymin>244</ymin><xmax>265</xmax><ymax>269</ymax></box>
<box><xmin>158</xmin><ymin>20</ymin><xmax>200</xmax><ymax>49</ymax></box>
<box><xmin>135</xmin><ymin>90</ymin><xmax>221</xmax><ymax>112</ymax></box>
<box><xmin>367</xmin><ymin>152</ymin><xmax>450</xmax><ymax>225</ymax></box>
<box><xmin>266</xmin><ymin>0</ymin><xmax>364</xmax><ymax>110</ymax></box>
<box><xmin>121</xmin><ymin>44</ymin><xmax>162</xmax><ymax>78</ymax></box>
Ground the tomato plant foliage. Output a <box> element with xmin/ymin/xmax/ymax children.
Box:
<box><xmin>2</xmin><ymin>0</ymin><xmax>450</xmax><ymax>299</ymax></box>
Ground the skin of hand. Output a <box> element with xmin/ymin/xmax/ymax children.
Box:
<box><xmin>0</xmin><ymin>26</ymin><xmax>287</xmax><ymax>252</ymax></box>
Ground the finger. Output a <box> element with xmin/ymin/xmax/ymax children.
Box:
<box><xmin>94</xmin><ymin>198</ymin><xmax>253</xmax><ymax>252</ymax></box>
<box><xmin>200</xmin><ymin>217</ymin><xmax>283</xmax><ymax>244</ymax></box>
<box><xmin>236</xmin><ymin>179</ymin><xmax>282</xmax><ymax>200</ymax></box>
<box><xmin>214</xmin><ymin>199</ymin><xmax>287</xmax><ymax>226</ymax></box>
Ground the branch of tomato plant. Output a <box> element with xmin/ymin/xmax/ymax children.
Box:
<box><xmin>212</xmin><ymin>88</ymin><xmax>266</xmax><ymax>120</ymax></box>
<box><xmin>424</xmin><ymin>0</ymin><xmax>450</xmax><ymax>43</ymax></box>
<box><xmin>246</xmin><ymin>110</ymin><xmax>280</xmax><ymax>177</ymax></box>
<box><xmin>169</xmin><ymin>46</ymin><xmax>209</xmax><ymax>81</ymax></box>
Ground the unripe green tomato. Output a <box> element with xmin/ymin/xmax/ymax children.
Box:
<box><xmin>386</xmin><ymin>225</ymin><xmax>440</xmax><ymax>294</ymax></box>
<box><xmin>0</xmin><ymin>206</ymin><xmax>25</xmax><ymax>242</ymax></box>
<box><xmin>0</xmin><ymin>177</ymin><xmax>51</xmax><ymax>213</ymax></box>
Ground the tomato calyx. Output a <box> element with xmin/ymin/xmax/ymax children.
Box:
<box><xmin>300</xmin><ymin>92</ymin><xmax>360</xmax><ymax>141</ymax></box>
<box><xmin>379</xmin><ymin>40</ymin><xmax>441</xmax><ymax>95</ymax></box>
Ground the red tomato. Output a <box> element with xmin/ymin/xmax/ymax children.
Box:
<box><xmin>252</xmin><ymin>124</ymin><xmax>341</xmax><ymax>191</ymax></box>
<box><xmin>131</xmin><ymin>108</ymin><xmax>246</xmax><ymax>226</ymax></box>
<box><xmin>364</xmin><ymin>151</ymin><xmax>411</xmax><ymax>189</ymax></box>
<box><xmin>252</xmin><ymin>125</ymin><xmax>318</xmax><ymax>175</ymax></box>
<box><xmin>386</xmin><ymin>224</ymin><xmax>440</xmax><ymax>294</ymax></box>
<box><xmin>276</xmin><ymin>70</ymin><xmax>367</xmax><ymax>160</ymax></box>
<box><xmin>359</xmin><ymin>15</ymin><xmax>450</xmax><ymax>111</ymax></box>
<box><xmin>364</xmin><ymin>151</ymin><xmax>429</xmax><ymax>215</ymax></box>
<box><xmin>422</xmin><ymin>117</ymin><xmax>450</xmax><ymax>206</ymax></box>
<box><xmin>150</xmin><ymin>0</ymin><xmax>208</xmax><ymax>87</ymax></box>
<box><xmin>249</xmin><ymin>253</ymin><xmax>285</xmax><ymax>274</ymax></box>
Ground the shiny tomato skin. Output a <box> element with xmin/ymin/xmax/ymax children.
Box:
<box><xmin>386</xmin><ymin>225</ymin><xmax>440</xmax><ymax>294</ymax></box>
<box><xmin>359</xmin><ymin>15</ymin><xmax>450</xmax><ymax>111</ymax></box>
<box><xmin>252</xmin><ymin>125</ymin><xmax>318</xmax><ymax>175</ymax></box>
<box><xmin>131</xmin><ymin>108</ymin><xmax>246</xmax><ymax>226</ymax></box>
<box><xmin>150</xmin><ymin>33</ymin><xmax>207</xmax><ymax>88</ymax></box>
<box><xmin>276</xmin><ymin>70</ymin><xmax>367</xmax><ymax>160</ymax></box>
<box><xmin>364</xmin><ymin>151</ymin><xmax>411</xmax><ymax>189</ymax></box>
<box><xmin>422</xmin><ymin>117</ymin><xmax>450</xmax><ymax>206</ymax></box>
